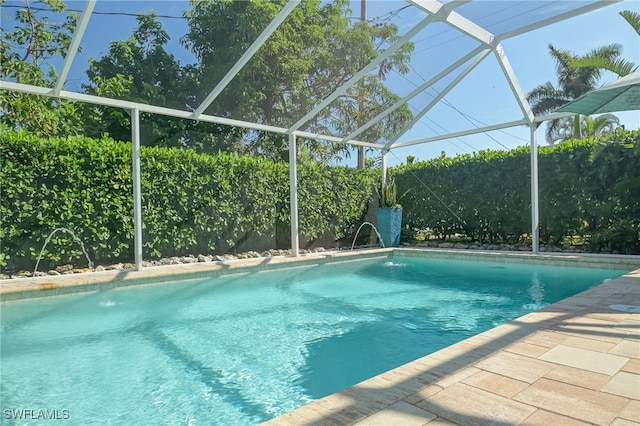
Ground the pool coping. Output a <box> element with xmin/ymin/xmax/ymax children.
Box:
<box><xmin>2</xmin><ymin>248</ymin><xmax>638</xmax><ymax>303</ymax></box>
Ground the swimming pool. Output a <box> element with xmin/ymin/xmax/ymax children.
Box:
<box><xmin>0</xmin><ymin>254</ymin><xmax>626</xmax><ymax>425</ymax></box>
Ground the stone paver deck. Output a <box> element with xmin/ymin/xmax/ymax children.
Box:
<box><xmin>264</xmin><ymin>267</ymin><xmax>640</xmax><ymax>426</ymax></box>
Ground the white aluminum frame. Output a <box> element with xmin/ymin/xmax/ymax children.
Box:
<box><xmin>0</xmin><ymin>0</ymin><xmax>620</xmax><ymax>262</ymax></box>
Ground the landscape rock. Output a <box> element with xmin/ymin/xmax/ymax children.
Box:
<box><xmin>105</xmin><ymin>263</ymin><xmax>124</xmax><ymax>270</ymax></box>
<box><xmin>56</xmin><ymin>264</ymin><xmax>74</xmax><ymax>273</ymax></box>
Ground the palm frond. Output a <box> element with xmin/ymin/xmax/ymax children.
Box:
<box><xmin>620</xmin><ymin>10</ymin><xmax>640</xmax><ymax>36</ymax></box>
<box><xmin>572</xmin><ymin>43</ymin><xmax>637</xmax><ymax>77</ymax></box>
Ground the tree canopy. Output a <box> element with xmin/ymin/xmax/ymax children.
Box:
<box><xmin>0</xmin><ymin>0</ymin><xmax>81</xmax><ymax>137</ymax></box>
<box><xmin>526</xmin><ymin>44</ymin><xmax>623</xmax><ymax>144</ymax></box>
<box><xmin>2</xmin><ymin>0</ymin><xmax>414</xmax><ymax>162</ymax></box>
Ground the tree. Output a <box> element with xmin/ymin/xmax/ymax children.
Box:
<box><xmin>182</xmin><ymin>0</ymin><xmax>413</xmax><ymax>161</ymax></box>
<box><xmin>549</xmin><ymin>114</ymin><xmax>620</xmax><ymax>144</ymax></box>
<box><xmin>571</xmin><ymin>11</ymin><xmax>638</xmax><ymax>77</ymax></box>
<box><xmin>526</xmin><ymin>44</ymin><xmax>622</xmax><ymax>144</ymax></box>
<box><xmin>0</xmin><ymin>0</ymin><xmax>81</xmax><ymax>136</ymax></box>
<box><xmin>82</xmin><ymin>13</ymin><xmax>242</xmax><ymax>152</ymax></box>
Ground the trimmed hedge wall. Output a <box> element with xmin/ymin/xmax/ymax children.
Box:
<box><xmin>0</xmin><ymin>130</ymin><xmax>375</xmax><ymax>270</ymax></box>
<box><xmin>393</xmin><ymin>130</ymin><xmax>640</xmax><ymax>253</ymax></box>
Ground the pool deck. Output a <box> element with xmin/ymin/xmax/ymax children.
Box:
<box><xmin>264</xmin><ymin>265</ymin><xmax>640</xmax><ymax>426</ymax></box>
<box><xmin>2</xmin><ymin>249</ymin><xmax>639</xmax><ymax>425</ymax></box>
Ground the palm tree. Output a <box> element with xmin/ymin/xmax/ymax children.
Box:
<box><xmin>526</xmin><ymin>44</ymin><xmax>619</xmax><ymax>144</ymax></box>
<box><xmin>549</xmin><ymin>114</ymin><xmax>620</xmax><ymax>145</ymax></box>
<box><xmin>571</xmin><ymin>11</ymin><xmax>639</xmax><ymax>77</ymax></box>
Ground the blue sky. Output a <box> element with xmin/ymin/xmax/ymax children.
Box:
<box><xmin>385</xmin><ymin>0</ymin><xmax>640</xmax><ymax>165</ymax></box>
<box><xmin>4</xmin><ymin>0</ymin><xmax>638</xmax><ymax>165</ymax></box>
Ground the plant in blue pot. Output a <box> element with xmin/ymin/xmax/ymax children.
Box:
<box><xmin>376</xmin><ymin>177</ymin><xmax>403</xmax><ymax>247</ymax></box>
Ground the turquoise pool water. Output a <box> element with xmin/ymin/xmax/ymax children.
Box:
<box><xmin>0</xmin><ymin>256</ymin><xmax>624</xmax><ymax>425</ymax></box>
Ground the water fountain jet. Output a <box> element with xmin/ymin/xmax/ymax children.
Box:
<box><xmin>350</xmin><ymin>221</ymin><xmax>385</xmax><ymax>251</ymax></box>
<box><xmin>33</xmin><ymin>227</ymin><xmax>93</xmax><ymax>278</ymax></box>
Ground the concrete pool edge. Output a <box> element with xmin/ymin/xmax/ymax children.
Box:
<box><xmin>1</xmin><ymin>248</ymin><xmax>639</xmax><ymax>303</ymax></box>
<box><xmin>0</xmin><ymin>248</ymin><xmax>393</xmax><ymax>302</ymax></box>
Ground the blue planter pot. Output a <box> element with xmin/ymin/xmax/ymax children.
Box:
<box><xmin>376</xmin><ymin>207</ymin><xmax>402</xmax><ymax>247</ymax></box>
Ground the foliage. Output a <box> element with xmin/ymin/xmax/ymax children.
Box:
<box><xmin>377</xmin><ymin>177</ymin><xmax>399</xmax><ymax>208</ymax></box>
<box><xmin>182</xmin><ymin>0</ymin><xmax>413</xmax><ymax>160</ymax></box>
<box><xmin>81</xmin><ymin>13</ymin><xmax>243</xmax><ymax>152</ymax></box>
<box><xmin>526</xmin><ymin>44</ymin><xmax>623</xmax><ymax>144</ymax></box>
<box><xmin>549</xmin><ymin>114</ymin><xmax>620</xmax><ymax>144</ymax></box>
<box><xmin>0</xmin><ymin>130</ymin><xmax>374</xmax><ymax>271</ymax></box>
<box><xmin>571</xmin><ymin>11</ymin><xmax>638</xmax><ymax>77</ymax></box>
<box><xmin>392</xmin><ymin>130</ymin><xmax>640</xmax><ymax>252</ymax></box>
<box><xmin>619</xmin><ymin>10</ymin><xmax>640</xmax><ymax>36</ymax></box>
<box><xmin>0</xmin><ymin>0</ymin><xmax>82</xmax><ymax>136</ymax></box>
<box><xmin>296</xmin><ymin>162</ymin><xmax>375</xmax><ymax>240</ymax></box>
<box><xmin>2</xmin><ymin>1</ymin><xmax>413</xmax><ymax>162</ymax></box>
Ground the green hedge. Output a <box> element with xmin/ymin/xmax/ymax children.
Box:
<box><xmin>0</xmin><ymin>130</ymin><xmax>374</xmax><ymax>270</ymax></box>
<box><xmin>393</xmin><ymin>130</ymin><xmax>640</xmax><ymax>253</ymax></box>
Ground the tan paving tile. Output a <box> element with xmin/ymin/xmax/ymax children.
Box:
<box><xmin>615</xmin><ymin>319</ymin><xmax>640</xmax><ymax>333</ymax></box>
<box><xmin>415</xmin><ymin>382</ymin><xmax>536</xmax><ymax>426</ymax></box>
<box><xmin>520</xmin><ymin>409</ymin><xmax>590</xmax><ymax>426</ymax></box>
<box><xmin>562</xmin><ymin>335</ymin><xmax>617</xmax><ymax>352</ymax></box>
<box><xmin>513</xmin><ymin>378</ymin><xmax>628</xmax><ymax>425</ymax></box>
<box><xmin>622</xmin><ymin>359</ymin><xmax>640</xmax><ymax>374</ymax></box>
<box><xmin>619</xmin><ymin>400</ymin><xmax>640</xmax><ymax>423</ymax></box>
<box><xmin>352</xmin><ymin>401</ymin><xmax>436</xmax><ymax>426</ymax></box>
<box><xmin>355</xmin><ymin>375</ymin><xmax>416</xmax><ymax>400</ymax></box>
<box><xmin>504</xmin><ymin>341</ymin><xmax>550</xmax><ymax>358</ymax></box>
<box><xmin>434</xmin><ymin>367</ymin><xmax>479</xmax><ymax>388</ymax></box>
<box><xmin>262</xmin><ymin>412</ymin><xmax>310</xmax><ymax>425</ymax></box>
<box><xmin>609</xmin><ymin>339</ymin><xmax>640</xmax><ymax>359</ymax></box>
<box><xmin>584</xmin><ymin>311</ymin><xmax>634</xmax><ymax>323</ymax></box>
<box><xmin>602</xmin><ymin>371</ymin><xmax>640</xmax><ymax>400</ymax></box>
<box><xmin>461</xmin><ymin>371</ymin><xmax>529</xmax><ymax>398</ymax></box>
<box><xmin>554</xmin><ymin>316</ymin><xmax>628</xmax><ymax>343</ymax></box>
<box><xmin>544</xmin><ymin>364</ymin><xmax>611</xmax><ymax>390</ymax></box>
<box><xmin>538</xmin><ymin>344</ymin><xmax>629</xmax><ymax>375</ymax></box>
<box><xmin>474</xmin><ymin>351</ymin><xmax>555</xmax><ymax>383</ymax></box>
<box><xmin>425</xmin><ymin>418</ymin><xmax>459</xmax><ymax>425</ymax></box>
<box><xmin>292</xmin><ymin>402</ymin><xmax>355</xmax><ymax>425</ymax></box>
<box><xmin>403</xmin><ymin>385</ymin><xmax>443</xmax><ymax>405</ymax></box>
<box><xmin>521</xmin><ymin>330</ymin><xmax>568</xmax><ymax>348</ymax></box>
<box><xmin>610</xmin><ymin>419</ymin><xmax>640</xmax><ymax>426</ymax></box>
<box><xmin>315</xmin><ymin>393</ymin><xmax>357</xmax><ymax>412</ymax></box>
<box><xmin>340</xmin><ymin>387</ymin><xmax>403</xmax><ymax>418</ymax></box>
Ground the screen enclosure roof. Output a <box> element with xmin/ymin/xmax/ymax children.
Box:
<box><xmin>0</xmin><ymin>0</ymin><xmax>622</xmax><ymax>151</ymax></box>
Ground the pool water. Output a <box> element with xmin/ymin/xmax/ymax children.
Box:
<box><xmin>0</xmin><ymin>256</ymin><xmax>624</xmax><ymax>425</ymax></box>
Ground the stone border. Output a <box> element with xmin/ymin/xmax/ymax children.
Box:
<box><xmin>2</xmin><ymin>248</ymin><xmax>638</xmax><ymax>303</ymax></box>
<box><xmin>0</xmin><ymin>248</ymin><xmax>391</xmax><ymax>302</ymax></box>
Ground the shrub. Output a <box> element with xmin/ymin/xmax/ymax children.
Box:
<box><xmin>0</xmin><ymin>130</ymin><xmax>374</xmax><ymax>271</ymax></box>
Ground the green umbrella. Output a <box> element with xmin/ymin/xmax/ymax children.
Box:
<box><xmin>555</xmin><ymin>71</ymin><xmax>640</xmax><ymax>115</ymax></box>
